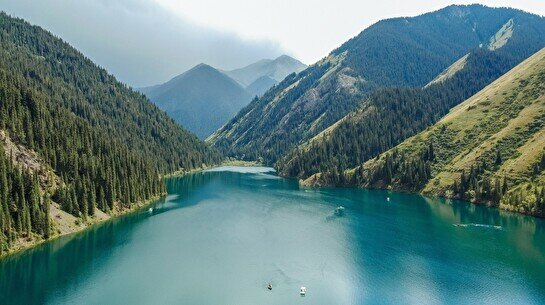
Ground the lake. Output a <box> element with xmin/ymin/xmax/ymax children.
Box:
<box><xmin>1</xmin><ymin>166</ymin><xmax>545</xmax><ymax>304</ymax></box>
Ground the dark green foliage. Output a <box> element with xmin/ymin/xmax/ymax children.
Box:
<box><xmin>278</xmin><ymin>48</ymin><xmax>542</xmax><ymax>178</ymax></box>
<box><xmin>0</xmin><ymin>13</ymin><xmax>221</xmax><ymax>253</ymax></box>
<box><xmin>359</xmin><ymin>150</ymin><xmax>433</xmax><ymax>191</ymax></box>
<box><xmin>0</xmin><ymin>145</ymin><xmax>49</xmax><ymax>253</ymax></box>
<box><xmin>0</xmin><ymin>12</ymin><xmax>221</xmax><ymax>173</ymax></box>
<box><xmin>335</xmin><ymin>4</ymin><xmax>544</xmax><ymax>87</ymax></box>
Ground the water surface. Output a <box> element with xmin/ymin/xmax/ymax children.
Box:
<box><xmin>1</xmin><ymin>166</ymin><xmax>545</xmax><ymax>304</ymax></box>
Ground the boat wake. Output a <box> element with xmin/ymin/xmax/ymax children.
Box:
<box><xmin>453</xmin><ymin>223</ymin><xmax>502</xmax><ymax>230</ymax></box>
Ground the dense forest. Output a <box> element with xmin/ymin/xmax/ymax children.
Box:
<box><xmin>0</xmin><ymin>13</ymin><xmax>222</xmax><ymax>254</ymax></box>
<box><xmin>210</xmin><ymin>5</ymin><xmax>545</xmax><ymax>166</ymax></box>
<box><xmin>342</xmin><ymin>48</ymin><xmax>545</xmax><ymax>217</ymax></box>
<box><xmin>277</xmin><ymin>46</ymin><xmax>543</xmax><ymax>178</ymax></box>
<box><xmin>0</xmin><ymin>144</ymin><xmax>49</xmax><ymax>252</ymax></box>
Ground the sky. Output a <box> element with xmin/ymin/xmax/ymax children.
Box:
<box><xmin>1</xmin><ymin>0</ymin><xmax>544</xmax><ymax>87</ymax></box>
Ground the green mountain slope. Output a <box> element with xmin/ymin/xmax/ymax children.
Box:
<box><xmin>140</xmin><ymin>64</ymin><xmax>252</xmax><ymax>139</ymax></box>
<box><xmin>335</xmin><ymin>47</ymin><xmax>545</xmax><ymax>217</ymax></box>
<box><xmin>0</xmin><ymin>13</ymin><xmax>221</xmax><ymax>254</ymax></box>
<box><xmin>276</xmin><ymin>43</ymin><xmax>545</xmax><ymax>178</ymax></box>
<box><xmin>209</xmin><ymin>5</ymin><xmax>545</xmax><ymax>166</ymax></box>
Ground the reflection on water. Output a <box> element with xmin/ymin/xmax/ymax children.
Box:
<box><xmin>1</xmin><ymin>167</ymin><xmax>545</xmax><ymax>305</ymax></box>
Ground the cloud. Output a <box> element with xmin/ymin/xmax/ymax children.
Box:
<box><xmin>0</xmin><ymin>0</ymin><xmax>284</xmax><ymax>87</ymax></box>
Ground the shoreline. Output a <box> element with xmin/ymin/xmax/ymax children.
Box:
<box><xmin>0</xmin><ymin>193</ymin><xmax>165</xmax><ymax>260</ymax></box>
<box><xmin>298</xmin><ymin>178</ymin><xmax>545</xmax><ymax>219</ymax></box>
<box><xmin>0</xmin><ymin>161</ymin><xmax>258</xmax><ymax>260</ymax></box>
<box><xmin>163</xmin><ymin>160</ymin><xmax>263</xmax><ymax>178</ymax></box>
<box><xmin>3</xmin><ymin>163</ymin><xmax>542</xmax><ymax>260</ymax></box>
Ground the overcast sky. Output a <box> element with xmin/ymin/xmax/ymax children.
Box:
<box><xmin>1</xmin><ymin>0</ymin><xmax>544</xmax><ymax>87</ymax></box>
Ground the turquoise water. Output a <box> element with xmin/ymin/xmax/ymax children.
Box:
<box><xmin>1</xmin><ymin>166</ymin><xmax>545</xmax><ymax>305</ymax></box>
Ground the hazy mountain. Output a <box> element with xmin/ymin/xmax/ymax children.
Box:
<box><xmin>245</xmin><ymin>75</ymin><xmax>278</xmax><ymax>98</ymax></box>
<box><xmin>341</xmin><ymin>47</ymin><xmax>545</xmax><ymax>217</ymax></box>
<box><xmin>209</xmin><ymin>5</ymin><xmax>545</xmax><ymax>167</ymax></box>
<box><xmin>223</xmin><ymin>55</ymin><xmax>307</xmax><ymax>87</ymax></box>
<box><xmin>140</xmin><ymin>64</ymin><xmax>251</xmax><ymax>139</ymax></box>
<box><xmin>141</xmin><ymin>56</ymin><xmax>306</xmax><ymax>138</ymax></box>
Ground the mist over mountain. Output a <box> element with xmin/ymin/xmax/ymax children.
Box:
<box><xmin>0</xmin><ymin>0</ymin><xmax>285</xmax><ymax>87</ymax></box>
<box><xmin>0</xmin><ymin>12</ymin><xmax>222</xmax><ymax>254</ymax></box>
<box><xmin>223</xmin><ymin>55</ymin><xmax>307</xmax><ymax>87</ymax></box>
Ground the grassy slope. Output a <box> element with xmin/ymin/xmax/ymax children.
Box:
<box><xmin>340</xmin><ymin>47</ymin><xmax>545</xmax><ymax>216</ymax></box>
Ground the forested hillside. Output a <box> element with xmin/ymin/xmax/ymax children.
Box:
<box><xmin>277</xmin><ymin>45</ymin><xmax>545</xmax><ymax>178</ymax></box>
<box><xmin>313</xmin><ymin>48</ymin><xmax>545</xmax><ymax>217</ymax></box>
<box><xmin>0</xmin><ymin>13</ymin><xmax>222</xmax><ymax>254</ymax></box>
<box><xmin>209</xmin><ymin>5</ymin><xmax>545</xmax><ymax>166</ymax></box>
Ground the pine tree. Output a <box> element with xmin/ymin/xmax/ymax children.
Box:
<box><xmin>495</xmin><ymin>150</ymin><xmax>502</xmax><ymax>165</ymax></box>
<box><xmin>43</xmin><ymin>195</ymin><xmax>51</xmax><ymax>239</ymax></box>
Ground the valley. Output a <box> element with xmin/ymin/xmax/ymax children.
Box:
<box><xmin>1</xmin><ymin>3</ymin><xmax>545</xmax><ymax>304</ymax></box>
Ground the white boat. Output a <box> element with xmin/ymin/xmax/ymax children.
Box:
<box><xmin>300</xmin><ymin>286</ymin><xmax>306</xmax><ymax>296</ymax></box>
<box><xmin>386</xmin><ymin>197</ymin><xmax>390</xmax><ymax>202</ymax></box>
<box><xmin>148</xmin><ymin>208</ymin><xmax>153</xmax><ymax>213</ymax></box>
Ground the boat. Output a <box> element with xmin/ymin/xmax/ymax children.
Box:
<box><xmin>148</xmin><ymin>208</ymin><xmax>153</xmax><ymax>213</ymax></box>
<box><xmin>334</xmin><ymin>206</ymin><xmax>345</xmax><ymax>216</ymax></box>
<box><xmin>386</xmin><ymin>197</ymin><xmax>390</xmax><ymax>202</ymax></box>
<box><xmin>267</xmin><ymin>283</ymin><xmax>272</xmax><ymax>290</ymax></box>
<box><xmin>300</xmin><ymin>286</ymin><xmax>306</xmax><ymax>296</ymax></box>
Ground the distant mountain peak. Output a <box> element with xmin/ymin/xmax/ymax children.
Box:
<box><xmin>194</xmin><ymin>62</ymin><xmax>212</xmax><ymax>68</ymax></box>
<box><xmin>188</xmin><ymin>63</ymin><xmax>217</xmax><ymax>73</ymax></box>
<box><xmin>275</xmin><ymin>54</ymin><xmax>301</xmax><ymax>63</ymax></box>
<box><xmin>140</xmin><ymin>63</ymin><xmax>250</xmax><ymax>139</ymax></box>
<box><xmin>224</xmin><ymin>55</ymin><xmax>307</xmax><ymax>87</ymax></box>
<box><xmin>138</xmin><ymin>55</ymin><xmax>306</xmax><ymax>138</ymax></box>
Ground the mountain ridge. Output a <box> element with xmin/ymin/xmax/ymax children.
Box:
<box><xmin>210</xmin><ymin>4</ymin><xmax>545</xmax><ymax>167</ymax></box>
